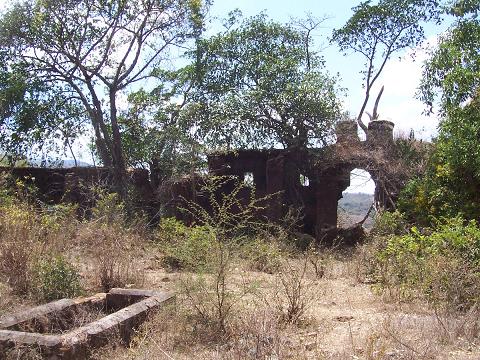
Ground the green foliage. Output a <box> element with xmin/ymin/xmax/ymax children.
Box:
<box><xmin>372</xmin><ymin>217</ymin><xmax>480</xmax><ymax>310</ymax></box>
<box><xmin>241</xmin><ymin>237</ymin><xmax>284</xmax><ymax>274</ymax></box>
<box><xmin>420</xmin><ymin>2</ymin><xmax>480</xmax><ymax>115</ymax></box>
<box><xmin>0</xmin><ymin>47</ymin><xmax>86</xmax><ymax>162</ymax></box>
<box><xmin>91</xmin><ymin>188</ymin><xmax>125</xmax><ymax>224</ymax></box>
<box><xmin>0</xmin><ymin>0</ymin><xmax>210</xmax><ymax>176</ymax></box>
<box><xmin>157</xmin><ymin>177</ymin><xmax>279</xmax><ymax>335</ymax></box>
<box><xmin>189</xmin><ymin>13</ymin><xmax>343</xmax><ymax>149</ymax></box>
<box><xmin>120</xmin><ymin>87</ymin><xmax>205</xmax><ymax>184</ymax></box>
<box><xmin>158</xmin><ymin>218</ymin><xmax>218</xmax><ymax>272</ymax></box>
<box><xmin>402</xmin><ymin>3</ymin><xmax>480</xmax><ymax>224</ymax></box>
<box><xmin>332</xmin><ymin>0</ymin><xmax>441</xmax><ymax>125</ymax></box>
<box><xmin>34</xmin><ymin>255</ymin><xmax>82</xmax><ymax>301</ymax></box>
<box><xmin>371</xmin><ymin>210</ymin><xmax>408</xmax><ymax>237</ymax></box>
<box><xmin>157</xmin><ymin>212</ymin><xmax>285</xmax><ymax>274</ymax></box>
<box><xmin>332</xmin><ymin>0</ymin><xmax>440</xmax><ymax>56</ymax></box>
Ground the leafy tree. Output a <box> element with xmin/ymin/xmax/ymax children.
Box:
<box><xmin>399</xmin><ymin>2</ymin><xmax>480</xmax><ymax>223</ymax></box>
<box><xmin>119</xmin><ymin>85</ymin><xmax>204</xmax><ymax>187</ymax></box>
<box><xmin>188</xmin><ymin>14</ymin><xmax>343</xmax><ymax>150</ymax></box>
<box><xmin>420</xmin><ymin>2</ymin><xmax>480</xmax><ymax>115</ymax></box>
<box><xmin>0</xmin><ymin>0</ymin><xmax>209</xmax><ymax>194</ymax></box>
<box><xmin>0</xmin><ymin>54</ymin><xmax>86</xmax><ymax>165</ymax></box>
<box><xmin>332</xmin><ymin>0</ymin><xmax>441</xmax><ymax>133</ymax></box>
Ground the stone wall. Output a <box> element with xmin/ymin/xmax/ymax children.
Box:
<box><xmin>0</xmin><ymin>166</ymin><xmax>156</xmax><ymax>215</ymax></box>
<box><xmin>202</xmin><ymin>120</ymin><xmax>414</xmax><ymax>244</ymax></box>
<box><xmin>0</xmin><ymin>119</ymin><xmax>423</xmax><ymax>244</ymax></box>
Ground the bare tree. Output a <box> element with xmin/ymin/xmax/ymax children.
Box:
<box><xmin>332</xmin><ymin>0</ymin><xmax>441</xmax><ymax>133</ymax></box>
<box><xmin>291</xmin><ymin>13</ymin><xmax>330</xmax><ymax>71</ymax></box>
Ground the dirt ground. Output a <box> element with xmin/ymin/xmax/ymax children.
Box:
<box><xmin>93</xmin><ymin>250</ymin><xmax>480</xmax><ymax>360</ymax></box>
<box><xmin>1</xmin><ymin>245</ymin><xmax>478</xmax><ymax>359</ymax></box>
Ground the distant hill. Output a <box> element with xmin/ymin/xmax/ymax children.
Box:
<box><xmin>27</xmin><ymin>159</ymin><xmax>92</xmax><ymax>168</ymax></box>
<box><xmin>338</xmin><ymin>192</ymin><xmax>376</xmax><ymax>229</ymax></box>
<box><xmin>61</xmin><ymin>160</ymin><xmax>92</xmax><ymax>168</ymax></box>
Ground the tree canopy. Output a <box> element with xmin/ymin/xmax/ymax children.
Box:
<box><xmin>399</xmin><ymin>1</ymin><xmax>480</xmax><ymax>223</ymax></box>
<box><xmin>0</xmin><ymin>54</ymin><xmax>86</xmax><ymax>164</ymax></box>
<box><xmin>188</xmin><ymin>14</ymin><xmax>344</xmax><ymax>150</ymax></box>
<box><xmin>332</xmin><ymin>0</ymin><xmax>441</xmax><ymax>132</ymax></box>
<box><xmin>0</xmin><ymin>0</ymin><xmax>209</xmax><ymax>192</ymax></box>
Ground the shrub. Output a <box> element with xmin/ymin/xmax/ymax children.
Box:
<box><xmin>371</xmin><ymin>217</ymin><xmax>480</xmax><ymax>310</ymax></box>
<box><xmin>370</xmin><ymin>210</ymin><xmax>408</xmax><ymax>237</ymax></box>
<box><xmin>77</xmin><ymin>190</ymin><xmax>145</xmax><ymax>292</ymax></box>
<box><xmin>0</xmin><ymin>195</ymin><xmax>81</xmax><ymax>298</ymax></box>
<box><xmin>177</xmin><ymin>236</ymin><xmax>253</xmax><ymax>336</ymax></box>
<box><xmin>169</xmin><ymin>177</ymin><xmax>268</xmax><ymax>336</ymax></box>
<box><xmin>0</xmin><ymin>201</ymin><xmax>42</xmax><ymax>295</ymax></box>
<box><xmin>34</xmin><ymin>255</ymin><xmax>83</xmax><ymax>301</ymax></box>
<box><xmin>78</xmin><ymin>222</ymin><xmax>144</xmax><ymax>292</ymax></box>
<box><xmin>157</xmin><ymin>218</ymin><xmax>218</xmax><ymax>272</ymax></box>
<box><xmin>273</xmin><ymin>256</ymin><xmax>317</xmax><ymax>324</ymax></box>
<box><xmin>92</xmin><ymin>188</ymin><xmax>125</xmax><ymax>224</ymax></box>
<box><xmin>241</xmin><ymin>236</ymin><xmax>284</xmax><ymax>273</ymax></box>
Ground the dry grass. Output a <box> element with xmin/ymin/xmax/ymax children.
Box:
<box><xmin>2</xmin><ymin>243</ymin><xmax>480</xmax><ymax>359</ymax></box>
<box><xmin>0</xmin><ymin>186</ymin><xmax>147</xmax><ymax>302</ymax></box>
<box><xmin>0</xmin><ymin>200</ymin><xmax>78</xmax><ymax>297</ymax></box>
<box><xmin>272</xmin><ymin>255</ymin><xmax>319</xmax><ymax>325</ymax></box>
<box><xmin>76</xmin><ymin>221</ymin><xmax>145</xmax><ymax>292</ymax></box>
<box><xmin>1</xmin><ymin>187</ymin><xmax>479</xmax><ymax>360</ymax></box>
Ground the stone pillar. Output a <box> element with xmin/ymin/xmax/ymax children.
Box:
<box><xmin>314</xmin><ymin>178</ymin><xmax>340</xmax><ymax>243</ymax></box>
<box><xmin>266</xmin><ymin>155</ymin><xmax>285</xmax><ymax>222</ymax></box>
<box><xmin>366</xmin><ymin>120</ymin><xmax>395</xmax><ymax>145</ymax></box>
<box><xmin>335</xmin><ymin>120</ymin><xmax>360</xmax><ymax>143</ymax></box>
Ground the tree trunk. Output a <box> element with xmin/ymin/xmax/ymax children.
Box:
<box><xmin>109</xmin><ymin>91</ymin><xmax>128</xmax><ymax>199</ymax></box>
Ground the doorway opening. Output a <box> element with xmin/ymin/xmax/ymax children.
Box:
<box><xmin>337</xmin><ymin>168</ymin><xmax>376</xmax><ymax>229</ymax></box>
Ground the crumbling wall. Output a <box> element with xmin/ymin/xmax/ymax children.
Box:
<box><xmin>204</xmin><ymin>119</ymin><xmax>425</xmax><ymax>244</ymax></box>
<box><xmin>0</xmin><ymin>167</ymin><xmax>156</xmax><ymax>216</ymax></box>
<box><xmin>0</xmin><ymin>118</ymin><xmax>425</xmax><ymax>244</ymax></box>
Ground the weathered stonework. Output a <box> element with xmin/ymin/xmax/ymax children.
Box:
<box><xmin>0</xmin><ymin>288</ymin><xmax>174</xmax><ymax>359</ymax></box>
<box><xmin>0</xmin><ymin>120</ymin><xmax>426</xmax><ymax>244</ymax></box>
<box><xmin>0</xmin><ymin>167</ymin><xmax>156</xmax><ymax>216</ymax></box>
<box><xmin>195</xmin><ymin>120</ymin><xmax>420</xmax><ymax>244</ymax></box>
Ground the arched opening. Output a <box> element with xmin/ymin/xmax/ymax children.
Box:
<box><xmin>338</xmin><ymin>168</ymin><xmax>376</xmax><ymax>229</ymax></box>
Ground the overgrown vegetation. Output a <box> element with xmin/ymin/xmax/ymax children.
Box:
<box><xmin>155</xmin><ymin>177</ymin><xmax>313</xmax><ymax>338</ymax></box>
<box><xmin>35</xmin><ymin>255</ymin><xmax>83</xmax><ymax>301</ymax></box>
<box><xmin>0</xmin><ymin>175</ymin><xmax>144</xmax><ymax>301</ymax></box>
<box><xmin>362</xmin><ymin>212</ymin><xmax>480</xmax><ymax>312</ymax></box>
<box><xmin>1</xmin><ymin>0</ymin><xmax>480</xmax><ymax>358</ymax></box>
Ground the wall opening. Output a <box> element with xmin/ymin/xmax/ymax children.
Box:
<box><xmin>337</xmin><ymin>168</ymin><xmax>376</xmax><ymax>229</ymax></box>
<box><xmin>300</xmin><ymin>174</ymin><xmax>310</xmax><ymax>187</ymax></box>
<box><xmin>243</xmin><ymin>172</ymin><xmax>254</xmax><ymax>187</ymax></box>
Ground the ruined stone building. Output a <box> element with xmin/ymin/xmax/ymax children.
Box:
<box><xmin>203</xmin><ymin>120</ymin><xmax>401</xmax><ymax>243</ymax></box>
<box><xmin>161</xmin><ymin>119</ymin><xmax>423</xmax><ymax>243</ymax></box>
<box><xmin>0</xmin><ymin>119</ymin><xmax>424</xmax><ymax>244</ymax></box>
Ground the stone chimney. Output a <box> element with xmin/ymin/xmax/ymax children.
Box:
<box><xmin>335</xmin><ymin>121</ymin><xmax>359</xmax><ymax>143</ymax></box>
<box><xmin>366</xmin><ymin>120</ymin><xmax>394</xmax><ymax>145</ymax></box>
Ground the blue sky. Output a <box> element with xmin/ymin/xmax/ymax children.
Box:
<box><xmin>1</xmin><ymin>0</ymin><xmax>449</xmax><ymax>193</ymax></box>
<box><xmin>209</xmin><ymin>0</ymin><xmax>449</xmax><ymax>139</ymax></box>
<box><xmin>207</xmin><ymin>1</ymin><xmax>450</xmax><ymax>193</ymax></box>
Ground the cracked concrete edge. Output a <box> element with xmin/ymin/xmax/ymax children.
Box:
<box><xmin>0</xmin><ymin>290</ymin><xmax>175</xmax><ymax>358</ymax></box>
<box><xmin>0</xmin><ymin>293</ymin><xmax>106</xmax><ymax>330</ymax></box>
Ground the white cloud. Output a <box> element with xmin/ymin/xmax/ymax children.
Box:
<box><xmin>366</xmin><ymin>35</ymin><xmax>442</xmax><ymax>141</ymax></box>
